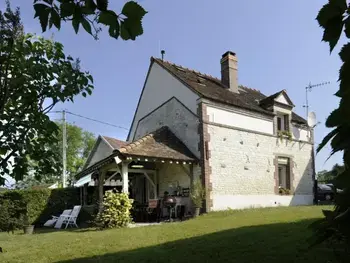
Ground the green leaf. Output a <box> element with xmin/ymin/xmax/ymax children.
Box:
<box><xmin>34</xmin><ymin>3</ymin><xmax>48</xmax><ymax>18</ymax></box>
<box><xmin>98</xmin><ymin>10</ymin><xmax>118</xmax><ymax>26</ymax></box>
<box><xmin>81</xmin><ymin>17</ymin><xmax>92</xmax><ymax>35</ymax></box>
<box><xmin>316</xmin><ymin>0</ymin><xmax>347</xmax><ymax>52</ymax></box>
<box><xmin>345</xmin><ymin>16</ymin><xmax>350</xmax><ymax>38</ymax></box>
<box><xmin>72</xmin><ymin>18</ymin><xmax>80</xmax><ymax>34</ymax></box>
<box><xmin>87</xmin><ymin>75</ymin><xmax>94</xmax><ymax>83</ymax></box>
<box><xmin>34</xmin><ymin>3</ymin><xmax>50</xmax><ymax>32</ymax></box>
<box><xmin>0</xmin><ymin>147</ymin><xmax>7</xmax><ymax>155</ymax></box>
<box><xmin>120</xmin><ymin>19</ymin><xmax>143</xmax><ymax>40</ymax></box>
<box><xmin>317</xmin><ymin>128</ymin><xmax>338</xmax><ymax>152</ymax></box>
<box><xmin>118</xmin><ymin>1</ymin><xmax>147</xmax><ymax>40</ymax></box>
<box><xmin>121</xmin><ymin>1</ymin><xmax>147</xmax><ymax>20</ymax></box>
<box><xmin>322</xmin><ymin>16</ymin><xmax>344</xmax><ymax>52</ymax></box>
<box><xmin>82</xmin><ymin>0</ymin><xmax>97</xmax><ymax>15</ymax></box>
<box><xmin>316</xmin><ymin>0</ymin><xmax>347</xmax><ymax>27</ymax></box>
<box><xmin>60</xmin><ymin>2</ymin><xmax>75</xmax><ymax>18</ymax></box>
<box><xmin>82</xmin><ymin>92</ymin><xmax>87</xmax><ymax>97</ymax></box>
<box><xmin>339</xmin><ymin>42</ymin><xmax>350</xmax><ymax>62</ymax></box>
<box><xmin>108</xmin><ymin>20</ymin><xmax>120</xmax><ymax>39</ymax></box>
<box><xmin>97</xmin><ymin>0</ymin><xmax>108</xmax><ymax>11</ymax></box>
<box><xmin>50</xmin><ymin>8</ymin><xmax>61</xmax><ymax>29</ymax></box>
<box><xmin>326</xmin><ymin>108</ymin><xmax>342</xmax><ymax>127</ymax></box>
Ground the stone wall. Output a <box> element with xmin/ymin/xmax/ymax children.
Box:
<box><xmin>207</xmin><ymin>123</ymin><xmax>314</xmax><ymax>210</ymax></box>
<box><xmin>158</xmin><ymin>164</ymin><xmax>191</xmax><ymax>196</ymax></box>
<box><xmin>134</xmin><ymin>97</ymin><xmax>200</xmax><ymax>158</ymax></box>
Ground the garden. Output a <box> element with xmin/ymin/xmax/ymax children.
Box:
<box><xmin>0</xmin><ymin>205</ymin><xmax>345</xmax><ymax>263</ymax></box>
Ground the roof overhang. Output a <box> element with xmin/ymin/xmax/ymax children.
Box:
<box><xmin>74</xmin><ymin>173</ymin><xmax>93</xmax><ymax>187</ymax></box>
<box><xmin>75</xmin><ymin>151</ymin><xmax>198</xmax><ymax>180</ymax></box>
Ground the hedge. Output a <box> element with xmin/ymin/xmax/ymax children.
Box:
<box><xmin>0</xmin><ymin>188</ymin><xmax>81</xmax><ymax>232</ymax></box>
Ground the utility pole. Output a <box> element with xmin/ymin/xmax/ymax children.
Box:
<box><xmin>62</xmin><ymin>110</ymin><xmax>67</xmax><ymax>188</ymax></box>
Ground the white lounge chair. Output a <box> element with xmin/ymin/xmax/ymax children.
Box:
<box><xmin>44</xmin><ymin>209</ymin><xmax>72</xmax><ymax>227</ymax></box>
<box><xmin>61</xmin><ymin>205</ymin><xmax>81</xmax><ymax>229</ymax></box>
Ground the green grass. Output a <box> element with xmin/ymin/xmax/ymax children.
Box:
<box><xmin>0</xmin><ymin>206</ymin><xmax>340</xmax><ymax>263</ymax></box>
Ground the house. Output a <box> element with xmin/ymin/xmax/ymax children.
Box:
<box><xmin>75</xmin><ymin>51</ymin><xmax>315</xmax><ymax>213</ymax></box>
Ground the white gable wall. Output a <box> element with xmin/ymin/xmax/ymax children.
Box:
<box><xmin>275</xmin><ymin>94</ymin><xmax>290</xmax><ymax>105</ymax></box>
<box><xmin>128</xmin><ymin>62</ymin><xmax>200</xmax><ymax>142</ymax></box>
<box><xmin>86</xmin><ymin>139</ymin><xmax>113</xmax><ymax>168</ymax></box>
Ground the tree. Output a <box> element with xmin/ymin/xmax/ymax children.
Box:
<box><xmin>33</xmin><ymin>0</ymin><xmax>147</xmax><ymax>41</ymax></box>
<box><xmin>317</xmin><ymin>164</ymin><xmax>345</xmax><ymax>183</ymax></box>
<box><xmin>0</xmin><ymin>3</ymin><xmax>94</xmax><ymax>185</ymax></box>
<box><xmin>53</xmin><ymin>122</ymin><xmax>95</xmax><ymax>184</ymax></box>
<box><xmin>15</xmin><ymin>122</ymin><xmax>95</xmax><ymax>188</ymax></box>
<box><xmin>311</xmin><ymin>0</ymin><xmax>350</xmax><ymax>251</ymax></box>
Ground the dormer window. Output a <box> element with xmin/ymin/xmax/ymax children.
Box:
<box><xmin>277</xmin><ymin>114</ymin><xmax>289</xmax><ymax>132</ymax></box>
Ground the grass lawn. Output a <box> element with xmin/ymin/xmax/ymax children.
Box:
<box><xmin>0</xmin><ymin>206</ymin><xmax>340</xmax><ymax>263</ymax></box>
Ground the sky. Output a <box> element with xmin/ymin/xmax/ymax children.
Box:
<box><xmin>1</xmin><ymin>0</ymin><xmax>344</xmax><ymax>172</ymax></box>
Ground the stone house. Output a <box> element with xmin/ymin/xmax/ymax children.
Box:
<box><xmin>75</xmin><ymin>51</ymin><xmax>315</xmax><ymax>212</ymax></box>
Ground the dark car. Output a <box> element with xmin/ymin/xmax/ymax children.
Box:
<box><xmin>317</xmin><ymin>184</ymin><xmax>334</xmax><ymax>201</ymax></box>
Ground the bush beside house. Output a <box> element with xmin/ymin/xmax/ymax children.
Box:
<box><xmin>96</xmin><ymin>190</ymin><xmax>133</xmax><ymax>229</ymax></box>
<box><xmin>0</xmin><ymin>188</ymin><xmax>80</xmax><ymax>232</ymax></box>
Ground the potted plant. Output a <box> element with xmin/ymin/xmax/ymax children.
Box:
<box><xmin>23</xmin><ymin>204</ymin><xmax>34</xmax><ymax>234</ymax></box>
<box><xmin>190</xmin><ymin>178</ymin><xmax>206</xmax><ymax>217</ymax></box>
<box><xmin>277</xmin><ymin>130</ymin><xmax>292</xmax><ymax>142</ymax></box>
<box><xmin>278</xmin><ymin>187</ymin><xmax>291</xmax><ymax>195</ymax></box>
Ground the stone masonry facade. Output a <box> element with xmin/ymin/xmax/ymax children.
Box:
<box><xmin>207</xmin><ymin>123</ymin><xmax>314</xmax><ymax>210</ymax></box>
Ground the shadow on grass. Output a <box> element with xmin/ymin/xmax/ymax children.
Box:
<box><xmin>33</xmin><ymin>227</ymin><xmax>99</xmax><ymax>235</ymax></box>
<box><xmin>55</xmin><ymin>219</ymin><xmax>346</xmax><ymax>263</ymax></box>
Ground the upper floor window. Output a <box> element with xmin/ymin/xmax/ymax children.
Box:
<box><xmin>277</xmin><ymin>114</ymin><xmax>289</xmax><ymax>132</ymax></box>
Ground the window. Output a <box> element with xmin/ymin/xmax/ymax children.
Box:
<box><xmin>276</xmin><ymin>114</ymin><xmax>289</xmax><ymax>132</ymax></box>
<box><xmin>278</xmin><ymin>157</ymin><xmax>291</xmax><ymax>190</ymax></box>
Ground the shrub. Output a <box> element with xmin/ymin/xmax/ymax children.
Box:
<box><xmin>97</xmin><ymin>190</ymin><xmax>133</xmax><ymax>228</ymax></box>
<box><xmin>0</xmin><ymin>199</ymin><xmax>26</xmax><ymax>232</ymax></box>
<box><xmin>190</xmin><ymin>178</ymin><xmax>206</xmax><ymax>208</ymax></box>
<box><xmin>0</xmin><ymin>187</ymin><xmax>80</xmax><ymax>231</ymax></box>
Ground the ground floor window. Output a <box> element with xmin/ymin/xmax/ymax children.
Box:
<box><xmin>277</xmin><ymin>157</ymin><xmax>291</xmax><ymax>193</ymax></box>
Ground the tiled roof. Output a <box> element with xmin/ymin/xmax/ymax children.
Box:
<box><xmin>102</xmin><ymin>136</ymin><xmax>127</xmax><ymax>149</ymax></box>
<box><xmin>152</xmin><ymin>58</ymin><xmax>307</xmax><ymax>125</ymax></box>
<box><xmin>118</xmin><ymin>126</ymin><xmax>197</xmax><ymax>162</ymax></box>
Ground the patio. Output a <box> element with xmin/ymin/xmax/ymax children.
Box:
<box><xmin>74</xmin><ymin>127</ymin><xmax>200</xmax><ymax>222</ymax></box>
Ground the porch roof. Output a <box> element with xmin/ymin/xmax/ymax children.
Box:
<box><xmin>75</xmin><ymin>126</ymin><xmax>198</xmax><ymax>180</ymax></box>
<box><xmin>119</xmin><ymin>126</ymin><xmax>197</xmax><ymax>162</ymax></box>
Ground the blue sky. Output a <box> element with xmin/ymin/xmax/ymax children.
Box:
<box><xmin>2</xmin><ymin>0</ymin><xmax>343</xmax><ymax>172</ymax></box>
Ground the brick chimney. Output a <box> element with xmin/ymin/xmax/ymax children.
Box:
<box><xmin>220</xmin><ymin>51</ymin><xmax>238</xmax><ymax>93</ymax></box>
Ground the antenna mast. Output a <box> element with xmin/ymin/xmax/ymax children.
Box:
<box><xmin>303</xmin><ymin>81</ymin><xmax>330</xmax><ymax>119</ymax></box>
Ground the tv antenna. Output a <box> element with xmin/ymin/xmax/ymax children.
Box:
<box><xmin>303</xmin><ymin>81</ymin><xmax>330</xmax><ymax>119</ymax></box>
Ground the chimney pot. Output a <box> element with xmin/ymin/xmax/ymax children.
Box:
<box><xmin>220</xmin><ymin>51</ymin><xmax>238</xmax><ymax>93</ymax></box>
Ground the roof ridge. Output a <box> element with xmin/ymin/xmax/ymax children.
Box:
<box><xmin>154</xmin><ymin>57</ymin><xmax>221</xmax><ymax>81</ymax></box>
<box><xmin>119</xmin><ymin>126</ymin><xmax>168</xmax><ymax>153</ymax></box>
<box><xmin>101</xmin><ymin>135</ymin><xmax>125</xmax><ymax>142</ymax></box>
<box><xmin>154</xmin><ymin>57</ymin><xmax>262</xmax><ymax>93</ymax></box>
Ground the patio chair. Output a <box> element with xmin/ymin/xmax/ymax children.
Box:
<box><xmin>61</xmin><ymin>205</ymin><xmax>81</xmax><ymax>229</ymax></box>
<box><xmin>44</xmin><ymin>209</ymin><xmax>72</xmax><ymax>227</ymax></box>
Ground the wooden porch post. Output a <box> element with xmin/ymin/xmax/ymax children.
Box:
<box><xmin>190</xmin><ymin>163</ymin><xmax>194</xmax><ymax>190</ymax></box>
<box><xmin>98</xmin><ymin>170</ymin><xmax>105</xmax><ymax>214</ymax></box>
<box><xmin>80</xmin><ymin>187</ymin><xmax>83</xmax><ymax>205</ymax></box>
<box><xmin>122</xmin><ymin>162</ymin><xmax>129</xmax><ymax>193</ymax></box>
<box><xmin>83</xmin><ymin>183</ymin><xmax>88</xmax><ymax>205</ymax></box>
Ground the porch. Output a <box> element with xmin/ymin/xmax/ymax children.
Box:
<box><xmin>74</xmin><ymin>127</ymin><xmax>199</xmax><ymax>222</ymax></box>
